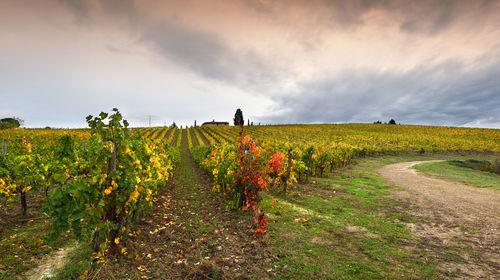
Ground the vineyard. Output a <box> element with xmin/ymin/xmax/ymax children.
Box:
<box><xmin>1</xmin><ymin>115</ymin><xmax>499</xmax><ymax>279</ymax></box>
<box><xmin>186</xmin><ymin>124</ymin><xmax>500</xmax><ymax>187</ymax></box>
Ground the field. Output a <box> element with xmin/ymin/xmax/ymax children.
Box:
<box><xmin>1</xmin><ymin>116</ymin><xmax>499</xmax><ymax>279</ymax></box>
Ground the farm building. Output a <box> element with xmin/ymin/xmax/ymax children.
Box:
<box><xmin>202</xmin><ymin>120</ymin><xmax>229</xmax><ymax>126</ymax></box>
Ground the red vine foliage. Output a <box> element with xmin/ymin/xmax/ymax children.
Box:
<box><xmin>235</xmin><ymin>133</ymin><xmax>283</xmax><ymax>238</ymax></box>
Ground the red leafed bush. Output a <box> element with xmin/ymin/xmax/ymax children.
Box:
<box><xmin>236</xmin><ymin>134</ymin><xmax>283</xmax><ymax>238</ymax></box>
<box><xmin>192</xmin><ymin>133</ymin><xmax>284</xmax><ymax>238</ymax></box>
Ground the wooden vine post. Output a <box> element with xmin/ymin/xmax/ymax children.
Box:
<box><xmin>2</xmin><ymin>139</ymin><xmax>6</xmax><ymax>155</ymax></box>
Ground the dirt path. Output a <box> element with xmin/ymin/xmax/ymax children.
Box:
<box><xmin>377</xmin><ymin>160</ymin><xmax>500</xmax><ymax>279</ymax></box>
<box><xmin>24</xmin><ymin>245</ymin><xmax>74</xmax><ymax>280</ymax></box>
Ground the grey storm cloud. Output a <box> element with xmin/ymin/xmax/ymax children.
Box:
<box><xmin>140</xmin><ymin>23</ymin><xmax>242</xmax><ymax>82</ymax></box>
<box><xmin>59</xmin><ymin>0</ymin><xmax>283</xmax><ymax>88</ymax></box>
<box><xmin>57</xmin><ymin>0</ymin><xmax>499</xmax><ymax>84</ymax></box>
<box><xmin>139</xmin><ymin>23</ymin><xmax>280</xmax><ymax>88</ymax></box>
<box><xmin>59</xmin><ymin>0</ymin><xmax>136</xmax><ymax>16</ymax></box>
<box><xmin>244</xmin><ymin>0</ymin><xmax>498</xmax><ymax>34</ymax></box>
<box><xmin>394</xmin><ymin>0</ymin><xmax>492</xmax><ymax>35</ymax></box>
<box><xmin>265</xmin><ymin>56</ymin><xmax>500</xmax><ymax>127</ymax></box>
<box><xmin>130</xmin><ymin>0</ymin><xmax>500</xmax><ymax>90</ymax></box>
<box><xmin>58</xmin><ymin>0</ymin><xmax>90</xmax><ymax>21</ymax></box>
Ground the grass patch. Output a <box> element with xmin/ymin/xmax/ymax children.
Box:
<box><xmin>259</xmin><ymin>156</ymin><xmax>454</xmax><ymax>279</ymax></box>
<box><xmin>415</xmin><ymin>160</ymin><xmax>500</xmax><ymax>190</ymax></box>
<box><xmin>47</xmin><ymin>243</ymin><xmax>92</xmax><ymax>280</ymax></box>
<box><xmin>0</xmin><ymin>219</ymin><xmax>51</xmax><ymax>278</ymax></box>
<box><xmin>258</xmin><ymin>154</ymin><xmax>499</xmax><ymax>279</ymax></box>
<box><xmin>0</xmin><ymin>203</ymin><xmax>70</xmax><ymax>279</ymax></box>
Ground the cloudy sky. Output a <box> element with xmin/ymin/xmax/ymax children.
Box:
<box><xmin>1</xmin><ymin>0</ymin><xmax>499</xmax><ymax>128</ymax></box>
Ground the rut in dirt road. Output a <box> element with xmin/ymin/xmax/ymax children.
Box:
<box><xmin>377</xmin><ymin>160</ymin><xmax>500</xmax><ymax>279</ymax></box>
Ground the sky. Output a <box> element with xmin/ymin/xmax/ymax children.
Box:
<box><xmin>1</xmin><ymin>0</ymin><xmax>499</xmax><ymax>128</ymax></box>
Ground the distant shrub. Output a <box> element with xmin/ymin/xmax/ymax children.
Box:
<box><xmin>1</xmin><ymin>118</ymin><xmax>21</xmax><ymax>125</ymax></box>
<box><xmin>0</xmin><ymin>118</ymin><xmax>23</xmax><ymax>129</ymax></box>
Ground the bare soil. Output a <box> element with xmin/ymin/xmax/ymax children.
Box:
<box><xmin>377</xmin><ymin>160</ymin><xmax>500</xmax><ymax>279</ymax></box>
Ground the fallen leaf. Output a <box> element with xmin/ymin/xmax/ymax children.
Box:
<box><xmin>137</xmin><ymin>265</ymin><xmax>147</xmax><ymax>271</ymax></box>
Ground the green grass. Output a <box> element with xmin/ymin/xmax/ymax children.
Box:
<box><xmin>0</xmin><ymin>219</ymin><xmax>49</xmax><ymax>278</ymax></box>
<box><xmin>47</xmin><ymin>243</ymin><xmax>92</xmax><ymax>280</ymax></box>
<box><xmin>259</xmin><ymin>154</ymin><xmax>500</xmax><ymax>279</ymax></box>
<box><xmin>415</xmin><ymin>160</ymin><xmax>500</xmax><ymax>190</ymax></box>
<box><xmin>0</xmin><ymin>209</ymin><xmax>71</xmax><ymax>279</ymax></box>
<box><xmin>258</xmin><ymin>156</ymin><xmax>448</xmax><ymax>279</ymax></box>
